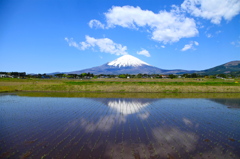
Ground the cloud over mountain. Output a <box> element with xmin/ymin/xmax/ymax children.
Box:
<box><xmin>90</xmin><ymin>5</ymin><xmax>198</xmax><ymax>43</ymax></box>
<box><xmin>137</xmin><ymin>49</ymin><xmax>150</xmax><ymax>57</ymax></box>
<box><xmin>88</xmin><ymin>1</ymin><xmax>240</xmax><ymax>45</ymax></box>
<box><xmin>65</xmin><ymin>36</ymin><xmax>128</xmax><ymax>55</ymax></box>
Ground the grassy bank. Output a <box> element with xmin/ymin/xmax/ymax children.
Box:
<box><xmin>0</xmin><ymin>78</ymin><xmax>239</xmax><ymax>93</ymax></box>
<box><xmin>14</xmin><ymin>92</ymin><xmax>240</xmax><ymax>98</ymax></box>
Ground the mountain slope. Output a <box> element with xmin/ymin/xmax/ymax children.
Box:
<box><xmin>69</xmin><ymin>64</ymin><xmax>163</xmax><ymax>75</ymax></box>
<box><xmin>67</xmin><ymin>55</ymin><xmax>195</xmax><ymax>75</ymax></box>
<box><xmin>197</xmin><ymin>61</ymin><xmax>240</xmax><ymax>75</ymax></box>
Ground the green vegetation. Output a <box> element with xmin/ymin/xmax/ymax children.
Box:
<box><xmin>1</xmin><ymin>71</ymin><xmax>240</xmax><ymax>79</ymax></box>
<box><xmin>0</xmin><ymin>78</ymin><xmax>239</xmax><ymax>93</ymax></box>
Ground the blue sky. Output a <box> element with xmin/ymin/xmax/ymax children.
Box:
<box><xmin>1</xmin><ymin>0</ymin><xmax>240</xmax><ymax>74</ymax></box>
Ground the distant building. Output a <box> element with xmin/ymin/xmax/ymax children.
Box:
<box><xmin>0</xmin><ymin>74</ymin><xmax>6</xmax><ymax>78</ymax></box>
<box><xmin>161</xmin><ymin>75</ymin><xmax>169</xmax><ymax>78</ymax></box>
<box><xmin>0</xmin><ymin>74</ymin><xmax>13</xmax><ymax>78</ymax></box>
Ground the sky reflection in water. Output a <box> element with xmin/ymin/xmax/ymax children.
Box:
<box><xmin>0</xmin><ymin>94</ymin><xmax>240</xmax><ymax>159</ymax></box>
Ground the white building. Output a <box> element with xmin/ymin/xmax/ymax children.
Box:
<box><xmin>0</xmin><ymin>74</ymin><xmax>6</xmax><ymax>78</ymax></box>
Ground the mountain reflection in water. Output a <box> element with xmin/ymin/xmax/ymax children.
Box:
<box><xmin>97</xmin><ymin>98</ymin><xmax>156</xmax><ymax>115</ymax></box>
<box><xmin>70</xmin><ymin>98</ymin><xmax>156</xmax><ymax>132</ymax></box>
<box><xmin>0</xmin><ymin>95</ymin><xmax>240</xmax><ymax>159</ymax></box>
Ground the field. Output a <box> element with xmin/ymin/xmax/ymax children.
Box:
<box><xmin>0</xmin><ymin>78</ymin><xmax>239</xmax><ymax>93</ymax></box>
<box><xmin>1</xmin><ymin>79</ymin><xmax>240</xmax><ymax>158</ymax></box>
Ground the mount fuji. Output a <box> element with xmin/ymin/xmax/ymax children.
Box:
<box><xmin>66</xmin><ymin>55</ymin><xmax>196</xmax><ymax>75</ymax></box>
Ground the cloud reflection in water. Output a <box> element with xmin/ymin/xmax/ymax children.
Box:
<box><xmin>59</xmin><ymin>98</ymin><xmax>240</xmax><ymax>158</ymax></box>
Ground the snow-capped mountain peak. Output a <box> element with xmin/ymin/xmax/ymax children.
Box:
<box><xmin>64</xmin><ymin>54</ymin><xmax>196</xmax><ymax>75</ymax></box>
<box><xmin>107</xmin><ymin>55</ymin><xmax>150</xmax><ymax>68</ymax></box>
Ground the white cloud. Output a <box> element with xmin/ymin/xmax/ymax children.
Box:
<box><xmin>216</xmin><ymin>30</ymin><xmax>221</xmax><ymax>34</ymax></box>
<box><xmin>154</xmin><ymin>45</ymin><xmax>165</xmax><ymax>49</ymax></box>
<box><xmin>206</xmin><ymin>34</ymin><xmax>213</xmax><ymax>38</ymax></box>
<box><xmin>137</xmin><ymin>49</ymin><xmax>151</xmax><ymax>57</ymax></box>
<box><xmin>181</xmin><ymin>0</ymin><xmax>240</xmax><ymax>24</ymax></box>
<box><xmin>65</xmin><ymin>37</ymin><xmax>79</xmax><ymax>48</ymax></box>
<box><xmin>88</xmin><ymin>19</ymin><xmax>105</xmax><ymax>29</ymax></box>
<box><xmin>92</xmin><ymin>6</ymin><xmax>198</xmax><ymax>43</ymax></box>
<box><xmin>65</xmin><ymin>36</ymin><xmax>128</xmax><ymax>56</ymax></box>
<box><xmin>231</xmin><ymin>40</ymin><xmax>240</xmax><ymax>47</ymax></box>
<box><xmin>181</xmin><ymin>43</ymin><xmax>193</xmax><ymax>51</ymax></box>
<box><xmin>194</xmin><ymin>41</ymin><xmax>199</xmax><ymax>46</ymax></box>
<box><xmin>181</xmin><ymin>41</ymin><xmax>199</xmax><ymax>51</ymax></box>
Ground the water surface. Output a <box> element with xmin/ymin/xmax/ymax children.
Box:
<box><xmin>0</xmin><ymin>93</ymin><xmax>240</xmax><ymax>159</ymax></box>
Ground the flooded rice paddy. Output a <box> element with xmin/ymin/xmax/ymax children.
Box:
<box><xmin>0</xmin><ymin>93</ymin><xmax>240</xmax><ymax>159</ymax></box>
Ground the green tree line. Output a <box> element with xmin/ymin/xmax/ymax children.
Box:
<box><xmin>0</xmin><ymin>72</ymin><xmax>238</xmax><ymax>79</ymax></box>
